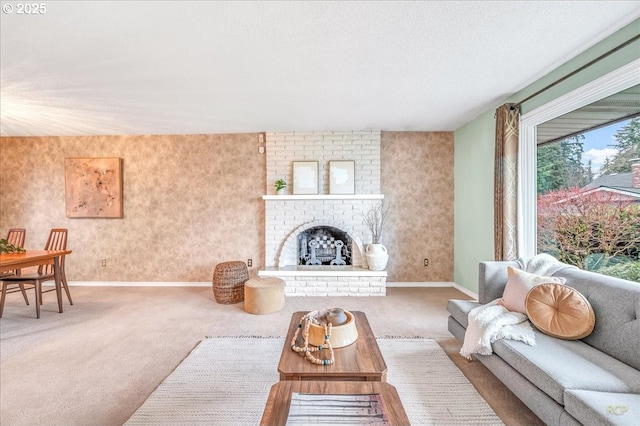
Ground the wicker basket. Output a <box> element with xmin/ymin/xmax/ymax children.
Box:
<box><xmin>212</xmin><ymin>261</ymin><xmax>248</xmax><ymax>304</ymax></box>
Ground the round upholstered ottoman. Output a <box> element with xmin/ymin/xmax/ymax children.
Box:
<box><xmin>212</xmin><ymin>261</ymin><xmax>248</xmax><ymax>304</ymax></box>
<box><xmin>244</xmin><ymin>277</ymin><xmax>285</xmax><ymax>315</ymax></box>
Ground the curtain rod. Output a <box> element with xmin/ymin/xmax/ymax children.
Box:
<box><xmin>511</xmin><ymin>33</ymin><xmax>640</xmax><ymax>111</ymax></box>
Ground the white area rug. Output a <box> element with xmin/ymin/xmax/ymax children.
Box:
<box><xmin>125</xmin><ymin>337</ymin><xmax>503</xmax><ymax>425</ymax></box>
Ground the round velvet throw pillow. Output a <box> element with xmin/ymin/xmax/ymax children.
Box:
<box><xmin>525</xmin><ymin>283</ymin><xmax>595</xmax><ymax>340</ymax></box>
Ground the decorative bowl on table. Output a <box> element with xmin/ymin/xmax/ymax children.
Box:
<box><xmin>307</xmin><ymin>309</ymin><xmax>358</xmax><ymax>348</ymax></box>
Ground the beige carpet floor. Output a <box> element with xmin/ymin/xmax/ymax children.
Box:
<box><xmin>0</xmin><ymin>286</ymin><xmax>544</xmax><ymax>426</ymax></box>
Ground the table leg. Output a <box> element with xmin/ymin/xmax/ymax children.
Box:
<box><xmin>35</xmin><ymin>281</ymin><xmax>41</xmax><ymax>319</ymax></box>
<box><xmin>54</xmin><ymin>256</ymin><xmax>63</xmax><ymax>313</ymax></box>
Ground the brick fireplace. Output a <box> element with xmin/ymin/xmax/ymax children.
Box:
<box><xmin>258</xmin><ymin>130</ymin><xmax>387</xmax><ymax>296</ymax></box>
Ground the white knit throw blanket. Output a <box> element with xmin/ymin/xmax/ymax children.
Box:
<box><xmin>518</xmin><ymin>253</ymin><xmax>577</xmax><ymax>276</ymax></box>
<box><xmin>460</xmin><ymin>254</ymin><xmax>573</xmax><ymax>359</ymax></box>
<box><xmin>460</xmin><ymin>299</ymin><xmax>535</xmax><ymax>360</ymax></box>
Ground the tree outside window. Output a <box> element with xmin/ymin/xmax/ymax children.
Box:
<box><xmin>537</xmin><ymin>118</ymin><xmax>640</xmax><ymax>282</ymax></box>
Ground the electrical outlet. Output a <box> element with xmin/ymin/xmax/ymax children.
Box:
<box><xmin>424</xmin><ymin>258</ymin><xmax>429</xmax><ymax>267</ymax></box>
<box><xmin>247</xmin><ymin>259</ymin><xmax>253</xmax><ymax>267</ymax></box>
<box><xmin>101</xmin><ymin>259</ymin><xmax>107</xmax><ymax>267</ymax></box>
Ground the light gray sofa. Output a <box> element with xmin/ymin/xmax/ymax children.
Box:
<box><xmin>447</xmin><ymin>261</ymin><xmax>640</xmax><ymax>426</ymax></box>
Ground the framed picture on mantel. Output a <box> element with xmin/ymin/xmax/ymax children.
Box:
<box><xmin>293</xmin><ymin>161</ymin><xmax>319</xmax><ymax>195</ymax></box>
<box><xmin>329</xmin><ymin>160</ymin><xmax>355</xmax><ymax>194</ymax></box>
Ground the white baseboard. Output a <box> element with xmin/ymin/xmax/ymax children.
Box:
<box><xmin>450</xmin><ymin>283</ymin><xmax>478</xmax><ymax>299</ymax></box>
<box><xmin>68</xmin><ymin>281</ymin><xmax>211</xmax><ymax>287</ymax></box>
<box><xmin>66</xmin><ymin>281</ymin><xmax>478</xmax><ymax>298</ymax></box>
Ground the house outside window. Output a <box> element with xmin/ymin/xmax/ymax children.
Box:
<box><xmin>536</xmin><ymin>119</ymin><xmax>640</xmax><ymax>282</ymax></box>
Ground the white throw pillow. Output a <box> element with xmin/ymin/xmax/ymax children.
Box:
<box><xmin>497</xmin><ymin>266</ymin><xmax>566</xmax><ymax>314</ymax></box>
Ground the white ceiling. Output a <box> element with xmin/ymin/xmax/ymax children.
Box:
<box><xmin>1</xmin><ymin>1</ymin><xmax>639</xmax><ymax>137</ymax></box>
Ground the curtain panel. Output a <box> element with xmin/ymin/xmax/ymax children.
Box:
<box><xmin>494</xmin><ymin>104</ymin><xmax>520</xmax><ymax>261</ymax></box>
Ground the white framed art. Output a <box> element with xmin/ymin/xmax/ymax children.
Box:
<box><xmin>293</xmin><ymin>161</ymin><xmax>319</xmax><ymax>194</ymax></box>
<box><xmin>329</xmin><ymin>160</ymin><xmax>355</xmax><ymax>194</ymax></box>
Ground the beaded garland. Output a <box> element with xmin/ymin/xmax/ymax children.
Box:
<box><xmin>290</xmin><ymin>312</ymin><xmax>335</xmax><ymax>366</ymax></box>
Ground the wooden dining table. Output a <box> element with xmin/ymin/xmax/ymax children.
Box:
<box><xmin>0</xmin><ymin>250</ymin><xmax>72</xmax><ymax>314</ymax></box>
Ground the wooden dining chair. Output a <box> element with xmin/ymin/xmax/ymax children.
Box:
<box><xmin>5</xmin><ymin>228</ymin><xmax>26</xmax><ymax>248</ymax></box>
<box><xmin>0</xmin><ymin>228</ymin><xmax>30</xmax><ymax>306</ymax></box>
<box><xmin>0</xmin><ymin>228</ymin><xmax>72</xmax><ymax>319</ymax></box>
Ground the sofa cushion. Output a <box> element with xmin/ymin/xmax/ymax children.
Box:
<box><xmin>498</xmin><ymin>266</ymin><xmax>566</xmax><ymax>313</ymax></box>
<box><xmin>493</xmin><ymin>331</ymin><xmax>640</xmax><ymax>405</ymax></box>
<box><xmin>479</xmin><ymin>260</ymin><xmax>523</xmax><ymax>304</ymax></box>
<box><xmin>554</xmin><ymin>267</ymin><xmax>640</xmax><ymax>371</ymax></box>
<box><xmin>526</xmin><ymin>283</ymin><xmax>595</xmax><ymax>340</ymax></box>
<box><xmin>564</xmin><ymin>390</ymin><xmax>640</xmax><ymax>426</ymax></box>
<box><xmin>446</xmin><ymin>299</ymin><xmax>479</xmax><ymax>329</ymax></box>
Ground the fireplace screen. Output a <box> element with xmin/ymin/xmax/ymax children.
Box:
<box><xmin>298</xmin><ymin>226</ymin><xmax>352</xmax><ymax>266</ymax></box>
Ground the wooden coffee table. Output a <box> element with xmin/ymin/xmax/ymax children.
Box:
<box><xmin>278</xmin><ymin>311</ymin><xmax>387</xmax><ymax>381</ymax></box>
<box><xmin>260</xmin><ymin>380</ymin><xmax>409</xmax><ymax>426</ymax></box>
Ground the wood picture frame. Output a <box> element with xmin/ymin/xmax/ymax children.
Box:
<box><xmin>329</xmin><ymin>160</ymin><xmax>355</xmax><ymax>194</ymax></box>
<box><xmin>293</xmin><ymin>161</ymin><xmax>319</xmax><ymax>195</ymax></box>
<box><xmin>65</xmin><ymin>157</ymin><xmax>123</xmax><ymax>218</ymax></box>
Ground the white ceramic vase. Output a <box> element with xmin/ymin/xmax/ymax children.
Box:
<box><xmin>366</xmin><ymin>243</ymin><xmax>388</xmax><ymax>271</ymax></box>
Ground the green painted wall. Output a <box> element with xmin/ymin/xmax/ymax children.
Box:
<box><xmin>453</xmin><ymin>108</ymin><xmax>496</xmax><ymax>292</ymax></box>
<box><xmin>453</xmin><ymin>19</ymin><xmax>640</xmax><ymax>294</ymax></box>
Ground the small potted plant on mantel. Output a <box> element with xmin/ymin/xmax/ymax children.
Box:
<box><xmin>362</xmin><ymin>201</ymin><xmax>389</xmax><ymax>271</ymax></box>
<box><xmin>275</xmin><ymin>179</ymin><xmax>287</xmax><ymax>195</ymax></box>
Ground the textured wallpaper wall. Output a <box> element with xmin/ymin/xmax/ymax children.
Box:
<box><xmin>0</xmin><ymin>131</ymin><xmax>453</xmax><ymax>283</ymax></box>
<box><xmin>381</xmin><ymin>132</ymin><xmax>454</xmax><ymax>282</ymax></box>
<box><xmin>0</xmin><ymin>134</ymin><xmax>265</xmax><ymax>282</ymax></box>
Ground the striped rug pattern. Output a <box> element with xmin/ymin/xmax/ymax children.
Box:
<box><xmin>126</xmin><ymin>337</ymin><xmax>502</xmax><ymax>425</ymax></box>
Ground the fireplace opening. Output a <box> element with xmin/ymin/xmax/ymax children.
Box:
<box><xmin>298</xmin><ymin>226</ymin><xmax>352</xmax><ymax>266</ymax></box>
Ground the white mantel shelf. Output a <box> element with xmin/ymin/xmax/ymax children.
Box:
<box><xmin>263</xmin><ymin>194</ymin><xmax>384</xmax><ymax>200</ymax></box>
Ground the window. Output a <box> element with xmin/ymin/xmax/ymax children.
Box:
<box><xmin>519</xmin><ymin>58</ymin><xmax>640</xmax><ymax>279</ymax></box>
<box><xmin>536</xmin><ymin>119</ymin><xmax>639</xmax><ymax>281</ymax></box>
